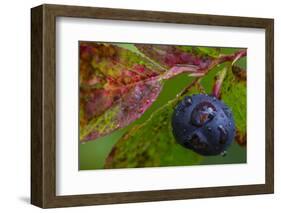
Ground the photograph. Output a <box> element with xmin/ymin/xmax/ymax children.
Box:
<box><xmin>79</xmin><ymin>42</ymin><xmax>247</xmax><ymax>170</ymax></box>
<box><xmin>29</xmin><ymin>3</ymin><xmax>274</xmax><ymax>208</ymax></box>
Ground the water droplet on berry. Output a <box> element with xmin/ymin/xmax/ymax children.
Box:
<box><xmin>191</xmin><ymin>102</ymin><xmax>216</xmax><ymax>127</ymax></box>
<box><xmin>218</xmin><ymin>125</ymin><xmax>228</xmax><ymax>144</ymax></box>
<box><xmin>223</xmin><ymin>108</ymin><xmax>232</xmax><ymax>118</ymax></box>
<box><xmin>221</xmin><ymin>150</ymin><xmax>227</xmax><ymax>157</ymax></box>
<box><xmin>188</xmin><ymin>133</ymin><xmax>207</xmax><ymax>150</ymax></box>
<box><xmin>184</xmin><ymin>97</ymin><xmax>192</xmax><ymax>106</ymax></box>
<box><xmin>207</xmin><ymin>127</ymin><xmax>212</xmax><ymax>132</ymax></box>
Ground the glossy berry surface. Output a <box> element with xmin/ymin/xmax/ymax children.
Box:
<box><xmin>172</xmin><ymin>94</ymin><xmax>235</xmax><ymax>156</ymax></box>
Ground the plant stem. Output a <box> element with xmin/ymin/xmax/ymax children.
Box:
<box><xmin>211</xmin><ymin>50</ymin><xmax>246</xmax><ymax>98</ymax></box>
<box><xmin>201</xmin><ymin>49</ymin><xmax>246</xmax><ymax>75</ymax></box>
<box><xmin>178</xmin><ymin>49</ymin><xmax>247</xmax><ymax>97</ymax></box>
<box><xmin>212</xmin><ymin>66</ymin><xmax>228</xmax><ymax>98</ymax></box>
<box><xmin>163</xmin><ymin>50</ymin><xmax>247</xmax><ymax>81</ymax></box>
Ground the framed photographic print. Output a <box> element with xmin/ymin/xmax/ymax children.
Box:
<box><xmin>31</xmin><ymin>4</ymin><xmax>274</xmax><ymax>208</ymax></box>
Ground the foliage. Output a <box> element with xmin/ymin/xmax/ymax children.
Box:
<box><xmin>79</xmin><ymin>42</ymin><xmax>247</xmax><ymax>169</ymax></box>
<box><xmin>105</xmin><ymin>86</ymin><xmax>203</xmax><ymax>168</ymax></box>
<box><xmin>221</xmin><ymin>65</ymin><xmax>247</xmax><ymax>145</ymax></box>
<box><xmin>80</xmin><ymin>42</ymin><xmax>165</xmax><ymax>142</ymax></box>
<box><xmin>80</xmin><ymin>42</ymin><xmax>206</xmax><ymax>142</ymax></box>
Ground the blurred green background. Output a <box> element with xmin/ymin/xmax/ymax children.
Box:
<box><xmin>79</xmin><ymin>44</ymin><xmax>246</xmax><ymax>170</ymax></box>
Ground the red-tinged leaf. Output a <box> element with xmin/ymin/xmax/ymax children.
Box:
<box><xmin>232</xmin><ymin>65</ymin><xmax>246</xmax><ymax>81</ymax></box>
<box><xmin>79</xmin><ymin>42</ymin><xmax>165</xmax><ymax>142</ymax></box>
<box><xmin>80</xmin><ymin>42</ymin><xmax>199</xmax><ymax>143</ymax></box>
<box><xmin>135</xmin><ymin>44</ymin><xmax>213</xmax><ymax>70</ymax></box>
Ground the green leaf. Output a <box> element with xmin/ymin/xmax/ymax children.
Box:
<box><xmin>196</xmin><ymin>47</ymin><xmax>220</xmax><ymax>58</ymax></box>
<box><xmin>105</xmin><ymin>86</ymin><xmax>203</xmax><ymax>169</ymax></box>
<box><xmin>220</xmin><ymin>63</ymin><xmax>246</xmax><ymax>145</ymax></box>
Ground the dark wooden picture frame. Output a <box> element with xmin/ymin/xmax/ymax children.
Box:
<box><xmin>31</xmin><ymin>4</ymin><xmax>274</xmax><ymax>208</ymax></box>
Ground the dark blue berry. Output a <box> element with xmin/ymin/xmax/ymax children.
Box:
<box><xmin>172</xmin><ymin>94</ymin><xmax>235</xmax><ymax>156</ymax></box>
